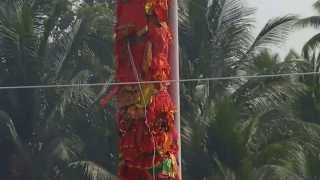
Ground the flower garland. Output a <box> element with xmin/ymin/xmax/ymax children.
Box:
<box><xmin>100</xmin><ymin>0</ymin><xmax>179</xmax><ymax>179</ymax></box>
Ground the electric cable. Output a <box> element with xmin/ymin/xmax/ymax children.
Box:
<box><xmin>0</xmin><ymin>71</ymin><xmax>319</xmax><ymax>90</ymax></box>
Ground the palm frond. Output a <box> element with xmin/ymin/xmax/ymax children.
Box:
<box><xmin>296</xmin><ymin>16</ymin><xmax>320</xmax><ymax>29</ymax></box>
<box><xmin>43</xmin><ymin>70</ymin><xmax>97</xmax><ymax>133</ymax></box>
<box><xmin>209</xmin><ymin>154</ymin><xmax>236</xmax><ymax>180</ymax></box>
<box><xmin>43</xmin><ymin>135</ymin><xmax>85</xmax><ymax>164</ymax></box>
<box><xmin>178</xmin><ymin>0</ymin><xmax>209</xmax><ymax>61</ymax></box>
<box><xmin>248</xmin><ymin>121</ymin><xmax>320</xmax><ymax>178</ymax></box>
<box><xmin>66</xmin><ymin>161</ymin><xmax>116</xmax><ymax>180</ymax></box>
<box><xmin>93</xmin><ymin>74</ymin><xmax>114</xmax><ymax>105</ymax></box>
<box><xmin>234</xmin><ymin>77</ymin><xmax>305</xmax><ymax>118</ymax></box>
<box><xmin>202</xmin><ymin>0</ymin><xmax>255</xmax><ymax>99</ymax></box>
<box><xmin>47</xmin><ymin>19</ymin><xmax>82</xmax><ymax>80</ymax></box>
<box><xmin>33</xmin><ymin>132</ymin><xmax>86</xmax><ymax>179</ymax></box>
<box><xmin>246</xmin><ymin>16</ymin><xmax>297</xmax><ymax>57</ymax></box>
<box><xmin>212</xmin><ymin>0</ymin><xmax>255</xmax><ymax>60</ymax></box>
<box><xmin>58</xmin><ymin>70</ymin><xmax>96</xmax><ymax>113</ymax></box>
<box><xmin>36</xmin><ymin>0</ymin><xmax>74</xmax><ymax>59</ymax></box>
<box><xmin>246</xmin><ymin>117</ymin><xmax>320</xmax><ymax>159</ymax></box>
<box><xmin>234</xmin><ymin>51</ymin><xmax>306</xmax><ymax>119</ymax></box>
<box><xmin>207</xmin><ymin>98</ymin><xmax>246</xmax><ymax>170</ymax></box>
<box><xmin>0</xmin><ymin>0</ymin><xmax>38</xmax><ymax>64</ymax></box>
<box><xmin>256</xmin><ymin>142</ymin><xmax>307</xmax><ymax>177</ymax></box>
<box><xmin>302</xmin><ymin>33</ymin><xmax>320</xmax><ymax>57</ymax></box>
<box><xmin>0</xmin><ymin>111</ymin><xmax>23</xmax><ymax>149</ymax></box>
<box><xmin>252</xmin><ymin>165</ymin><xmax>304</xmax><ymax>180</ymax></box>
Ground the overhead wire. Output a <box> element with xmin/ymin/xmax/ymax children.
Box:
<box><xmin>0</xmin><ymin>71</ymin><xmax>320</xmax><ymax>90</ymax></box>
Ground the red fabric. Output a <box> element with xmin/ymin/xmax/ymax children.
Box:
<box><xmin>145</xmin><ymin>0</ymin><xmax>170</xmax><ymax>22</ymax></box>
<box><xmin>115</xmin><ymin>0</ymin><xmax>148</xmax><ymax>82</ymax></box>
<box><xmin>118</xmin><ymin>90</ymin><xmax>178</xmax><ymax>170</ymax></box>
<box><xmin>115</xmin><ymin>40</ymin><xmax>147</xmax><ymax>82</ymax></box>
<box><xmin>102</xmin><ymin>0</ymin><xmax>179</xmax><ymax>179</ymax></box>
<box><xmin>147</xmin><ymin>90</ymin><xmax>175</xmax><ymax>127</ymax></box>
<box><xmin>119</xmin><ymin>163</ymin><xmax>152</xmax><ymax>180</ymax></box>
<box><xmin>147</xmin><ymin>22</ymin><xmax>172</xmax><ymax>82</ymax></box>
<box><xmin>154</xmin><ymin>0</ymin><xmax>170</xmax><ymax>22</ymax></box>
<box><xmin>116</xmin><ymin>0</ymin><xmax>147</xmax><ymax>32</ymax></box>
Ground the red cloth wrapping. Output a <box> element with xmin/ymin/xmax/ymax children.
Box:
<box><xmin>118</xmin><ymin>90</ymin><xmax>178</xmax><ymax>170</ymax></box>
<box><xmin>101</xmin><ymin>0</ymin><xmax>179</xmax><ymax>179</ymax></box>
<box><xmin>115</xmin><ymin>0</ymin><xmax>148</xmax><ymax>82</ymax></box>
<box><xmin>147</xmin><ymin>22</ymin><xmax>172</xmax><ymax>82</ymax></box>
<box><xmin>119</xmin><ymin>163</ymin><xmax>152</xmax><ymax>180</ymax></box>
<box><xmin>145</xmin><ymin>0</ymin><xmax>170</xmax><ymax>22</ymax></box>
<box><xmin>153</xmin><ymin>0</ymin><xmax>170</xmax><ymax>22</ymax></box>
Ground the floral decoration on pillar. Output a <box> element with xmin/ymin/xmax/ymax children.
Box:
<box><xmin>100</xmin><ymin>0</ymin><xmax>179</xmax><ymax>179</ymax></box>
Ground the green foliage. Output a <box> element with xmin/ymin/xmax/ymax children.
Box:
<box><xmin>65</xmin><ymin>161</ymin><xmax>116</xmax><ymax>180</ymax></box>
<box><xmin>208</xmin><ymin>99</ymin><xmax>245</xmax><ymax>170</ymax></box>
<box><xmin>180</xmin><ymin>0</ymin><xmax>320</xmax><ymax>179</ymax></box>
<box><xmin>0</xmin><ymin>0</ymin><xmax>116</xmax><ymax>179</ymax></box>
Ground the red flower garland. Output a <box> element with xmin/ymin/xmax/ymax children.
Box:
<box><xmin>101</xmin><ymin>0</ymin><xmax>179</xmax><ymax>179</ymax></box>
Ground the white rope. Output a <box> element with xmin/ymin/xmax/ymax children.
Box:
<box><xmin>0</xmin><ymin>71</ymin><xmax>319</xmax><ymax>90</ymax></box>
<box><xmin>126</xmin><ymin>41</ymin><xmax>157</xmax><ymax>180</ymax></box>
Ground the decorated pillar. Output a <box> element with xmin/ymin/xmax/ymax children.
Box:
<box><xmin>100</xmin><ymin>0</ymin><xmax>180</xmax><ymax>179</ymax></box>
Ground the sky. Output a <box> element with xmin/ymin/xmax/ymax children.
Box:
<box><xmin>244</xmin><ymin>0</ymin><xmax>319</xmax><ymax>56</ymax></box>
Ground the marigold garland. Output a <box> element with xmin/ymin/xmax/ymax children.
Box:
<box><xmin>100</xmin><ymin>0</ymin><xmax>179</xmax><ymax>179</ymax></box>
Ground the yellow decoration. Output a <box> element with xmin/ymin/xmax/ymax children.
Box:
<box><xmin>143</xmin><ymin>41</ymin><xmax>153</xmax><ymax>74</ymax></box>
<box><xmin>145</xmin><ymin>1</ymin><xmax>154</xmax><ymax>15</ymax></box>
<box><xmin>136</xmin><ymin>84</ymin><xmax>155</xmax><ymax>108</ymax></box>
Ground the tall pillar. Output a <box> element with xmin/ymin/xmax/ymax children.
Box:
<box><xmin>169</xmin><ymin>0</ymin><xmax>181</xmax><ymax>178</ymax></box>
<box><xmin>101</xmin><ymin>0</ymin><xmax>181</xmax><ymax>179</ymax></box>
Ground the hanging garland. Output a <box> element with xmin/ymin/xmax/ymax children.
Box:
<box><xmin>100</xmin><ymin>0</ymin><xmax>179</xmax><ymax>179</ymax></box>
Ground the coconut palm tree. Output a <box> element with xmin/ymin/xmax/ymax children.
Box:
<box><xmin>178</xmin><ymin>0</ymin><xmax>320</xmax><ymax>179</ymax></box>
<box><xmin>0</xmin><ymin>0</ymin><xmax>117</xmax><ymax>179</ymax></box>
<box><xmin>179</xmin><ymin>0</ymin><xmax>297</xmax><ymax>101</ymax></box>
<box><xmin>231</xmin><ymin>50</ymin><xmax>320</xmax><ymax>179</ymax></box>
<box><xmin>186</xmin><ymin>49</ymin><xmax>320</xmax><ymax>179</ymax></box>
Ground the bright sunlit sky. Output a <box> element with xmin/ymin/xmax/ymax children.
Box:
<box><xmin>244</xmin><ymin>0</ymin><xmax>319</xmax><ymax>57</ymax></box>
